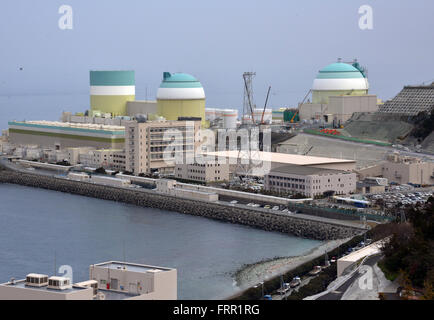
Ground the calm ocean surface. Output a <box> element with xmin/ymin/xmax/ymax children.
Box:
<box><xmin>0</xmin><ymin>184</ymin><xmax>322</xmax><ymax>299</ymax></box>
<box><xmin>0</xmin><ymin>93</ymin><xmax>88</xmax><ymax>130</ymax></box>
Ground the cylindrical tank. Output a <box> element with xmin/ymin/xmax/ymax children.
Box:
<box><xmin>223</xmin><ymin>109</ymin><xmax>238</xmax><ymax>129</ymax></box>
<box><xmin>262</xmin><ymin>108</ymin><xmax>272</xmax><ymax>124</ymax></box>
<box><xmin>215</xmin><ymin>109</ymin><xmax>224</xmax><ymax>119</ymax></box>
<box><xmin>242</xmin><ymin>114</ymin><xmax>253</xmax><ymax>124</ymax></box>
<box><xmin>253</xmin><ymin>108</ymin><xmax>272</xmax><ymax>124</ymax></box>
<box><xmin>205</xmin><ymin>108</ymin><xmax>216</xmax><ymax>122</ymax></box>
<box><xmin>156</xmin><ymin>72</ymin><xmax>206</xmax><ymax>127</ymax></box>
<box><xmin>90</xmin><ymin>70</ymin><xmax>135</xmax><ymax>116</ymax></box>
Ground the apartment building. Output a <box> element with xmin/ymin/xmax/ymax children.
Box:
<box><xmin>175</xmin><ymin>159</ymin><xmax>230</xmax><ymax>183</ymax></box>
<box><xmin>125</xmin><ymin>120</ymin><xmax>201</xmax><ymax>175</ymax></box>
<box><xmin>264</xmin><ymin>164</ymin><xmax>357</xmax><ymax>197</ymax></box>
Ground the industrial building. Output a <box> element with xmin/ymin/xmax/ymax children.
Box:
<box><xmin>205</xmin><ymin>108</ymin><xmax>239</xmax><ymax>129</ymax></box>
<box><xmin>157</xmin><ymin>72</ymin><xmax>207</xmax><ymax>127</ymax></box>
<box><xmin>356</xmin><ymin>177</ymin><xmax>387</xmax><ymax>194</ymax></box>
<box><xmin>357</xmin><ymin>153</ymin><xmax>434</xmax><ymax>186</ymax></box>
<box><xmin>0</xmin><ymin>261</ymin><xmax>177</xmax><ymax>300</ymax></box>
<box><xmin>126</xmin><ymin>100</ymin><xmax>158</xmax><ymax>118</ymax></box>
<box><xmin>299</xmin><ymin>94</ymin><xmax>378</xmax><ymax>124</ymax></box>
<box><xmin>125</xmin><ymin>119</ymin><xmax>202</xmax><ymax>175</ymax></box>
<box><xmin>90</xmin><ymin>70</ymin><xmax>135</xmax><ymax>117</ymax></box>
<box><xmin>175</xmin><ymin>160</ymin><xmax>230</xmax><ymax>183</ymax></box>
<box><xmin>264</xmin><ymin>165</ymin><xmax>357</xmax><ymax>197</ymax></box>
<box><xmin>298</xmin><ymin>60</ymin><xmax>379</xmax><ymax>126</ymax></box>
<box><xmin>378</xmin><ymin>83</ymin><xmax>434</xmax><ymax>115</ymax></box>
<box><xmin>78</xmin><ymin>149</ymin><xmax>126</xmax><ymax>171</ymax></box>
<box><xmin>8</xmin><ymin>121</ymin><xmax>125</xmax><ymax>150</ymax></box>
<box><xmin>154</xmin><ymin>179</ymin><xmax>219</xmax><ymax>202</ymax></box>
<box><xmin>207</xmin><ymin>150</ymin><xmax>356</xmax><ymax>177</ymax></box>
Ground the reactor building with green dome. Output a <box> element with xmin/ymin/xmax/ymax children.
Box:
<box><xmin>312</xmin><ymin>61</ymin><xmax>369</xmax><ymax>104</ymax></box>
<box><xmin>299</xmin><ymin>59</ymin><xmax>378</xmax><ymax>127</ymax></box>
<box><xmin>90</xmin><ymin>70</ymin><xmax>135</xmax><ymax>117</ymax></box>
<box><xmin>156</xmin><ymin>72</ymin><xmax>207</xmax><ymax>127</ymax></box>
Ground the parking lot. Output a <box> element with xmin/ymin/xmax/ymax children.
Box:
<box><xmin>368</xmin><ymin>190</ymin><xmax>433</xmax><ymax>208</ymax></box>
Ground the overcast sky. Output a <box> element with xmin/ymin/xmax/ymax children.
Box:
<box><xmin>0</xmin><ymin>0</ymin><xmax>433</xmax><ymax>108</ymax></box>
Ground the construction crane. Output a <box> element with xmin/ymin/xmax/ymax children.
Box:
<box><xmin>291</xmin><ymin>89</ymin><xmax>312</xmax><ymax>123</ymax></box>
<box><xmin>260</xmin><ymin>86</ymin><xmax>271</xmax><ymax>125</ymax></box>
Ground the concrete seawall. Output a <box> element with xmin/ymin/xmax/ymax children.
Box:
<box><xmin>0</xmin><ymin>167</ymin><xmax>364</xmax><ymax>241</ymax></box>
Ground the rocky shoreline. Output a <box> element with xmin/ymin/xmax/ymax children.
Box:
<box><xmin>233</xmin><ymin>238</ymin><xmax>351</xmax><ymax>290</ymax></box>
<box><xmin>0</xmin><ymin>166</ymin><xmax>364</xmax><ymax>241</ymax></box>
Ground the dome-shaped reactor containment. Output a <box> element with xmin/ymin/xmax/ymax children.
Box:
<box><xmin>156</xmin><ymin>72</ymin><xmax>206</xmax><ymax>127</ymax></box>
<box><xmin>311</xmin><ymin>62</ymin><xmax>369</xmax><ymax>104</ymax></box>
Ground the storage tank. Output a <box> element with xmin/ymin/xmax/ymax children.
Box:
<box><xmin>90</xmin><ymin>70</ymin><xmax>135</xmax><ymax>116</ymax></box>
<box><xmin>223</xmin><ymin>109</ymin><xmax>238</xmax><ymax>129</ymax></box>
<box><xmin>205</xmin><ymin>108</ymin><xmax>216</xmax><ymax>122</ymax></box>
<box><xmin>215</xmin><ymin>109</ymin><xmax>224</xmax><ymax>119</ymax></box>
<box><xmin>156</xmin><ymin>72</ymin><xmax>206</xmax><ymax>127</ymax></box>
<box><xmin>242</xmin><ymin>114</ymin><xmax>253</xmax><ymax>124</ymax></box>
<box><xmin>253</xmin><ymin>108</ymin><xmax>272</xmax><ymax>124</ymax></box>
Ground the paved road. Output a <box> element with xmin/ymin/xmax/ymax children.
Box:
<box><xmin>317</xmin><ymin>254</ymin><xmax>383</xmax><ymax>300</ymax></box>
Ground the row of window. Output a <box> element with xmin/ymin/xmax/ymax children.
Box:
<box><xmin>271</xmin><ymin>181</ymin><xmax>306</xmax><ymax>190</ymax></box>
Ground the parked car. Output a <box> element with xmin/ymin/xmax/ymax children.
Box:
<box><xmin>289</xmin><ymin>277</ymin><xmax>301</xmax><ymax>288</ymax></box>
<box><xmin>308</xmin><ymin>266</ymin><xmax>322</xmax><ymax>276</ymax></box>
<box><xmin>272</xmin><ymin>206</ymin><xmax>280</xmax><ymax>210</ymax></box>
<box><xmin>277</xmin><ymin>283</ymin><xmax>291</xmax><ymax>294</ymax></box>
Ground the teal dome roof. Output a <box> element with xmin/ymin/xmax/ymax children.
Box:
<box><xmin>160</xmin><ymin>72</ymin><xmax>203</xmax><ymax>88</ymax></box>
<box><xmin>316</xmin><ymin>63</ymin><xmax>364</xmax><ymax>79</ymax></box>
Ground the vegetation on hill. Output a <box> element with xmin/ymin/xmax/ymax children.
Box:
<box><xmin>378</xmin><ymin>196</ymin><xmax>434</xmax><ymax>298</ymax></box>
<box><xmin>409</xmin><ymin>109</ymin><xmax>434</xmax><ymax>142</ymax></box>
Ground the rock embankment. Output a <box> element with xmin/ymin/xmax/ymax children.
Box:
<box><xmin>0</xmin><ymin>168</ymin><xmax>363</xmax><ymax>240</ymax></box>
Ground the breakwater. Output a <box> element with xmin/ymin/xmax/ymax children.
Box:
<box><xmin>0</xmin><ymin>167</ymin><xmax>363</xmax><ymax>240</ymax></box>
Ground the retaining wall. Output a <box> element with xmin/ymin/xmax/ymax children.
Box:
<box><xmin>0</xmin><ymin>167</ymin><xmax>363</xmax><ymax>241</ymax></box>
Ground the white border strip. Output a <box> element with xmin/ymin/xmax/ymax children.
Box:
<box><xmin>157</xmin><ymin>87</ymin><xmax>205</xmax><ymax>100</ymax></box>
<box><xmin>90</xmin><ymin>86</ymin><xmax>135</xmax><ymax>96</ymax></box>
<box><xmin>312</xmin><ymin>78</ymin><xmax>369</xmax><ymax>91</ymax></box>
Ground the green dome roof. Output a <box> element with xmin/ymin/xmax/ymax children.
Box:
<box><xmin>160</xmin><ymin>72</ymin><xmax>203</xmax><ymax>88</ymax></box>
<box><xmin>316</xmin><ymin>63</ymin><xmax>364</xmax><ymax>79</ymax></box>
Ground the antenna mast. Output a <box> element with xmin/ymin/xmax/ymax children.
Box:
<box><xmin>242</xmin><ymin>72</ymin><xmax>256</xmax><ymax>124</ymax></box>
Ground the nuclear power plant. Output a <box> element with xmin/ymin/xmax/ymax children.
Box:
<box><xmin>90</xmin><ymin>70</ymin><xmax>136</xmax><ymax>117</ymax></box>
<box><xmin>156</xmin><ymin>72</ymin><xmax>206</xmax><ymax>127</ymax></box>
<box><xmin>298</xmin><ymin>59</ymin><xmax>379</xmax><ymax>127</ymax></box>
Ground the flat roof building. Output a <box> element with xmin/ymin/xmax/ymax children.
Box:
<box><xmin>264</xmin><ymin>164</ymin><xmax>357</xmax><ymax>197</ymax></box>
<box><xmin>125</xmin><ymin>119</ymin><xmax>202</xmax><ymax>175</ymax></box>
<box><xmin>8</xmin><ymin>120</ymin><xmax>125</xmax><ymax>150</ymax></box>
<box><xmin>175</xmin><ymin>160</ymin><xmax>230</xmax><ymax>184</ymax></box>
<box><xmin>0</xmin><ymin>261</ymin><xmax>177</xmax><ymax>300</ymax></box>
<box><xmin>207</xmin><ymin>150</ymin><xmax>356</xmax><ymax>177</ymax></box>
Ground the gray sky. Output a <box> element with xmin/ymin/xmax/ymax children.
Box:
<box><xmin>0</xmin><ymin>0</ymin><xmax>433</xmax><ymax>108</ymax></box>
